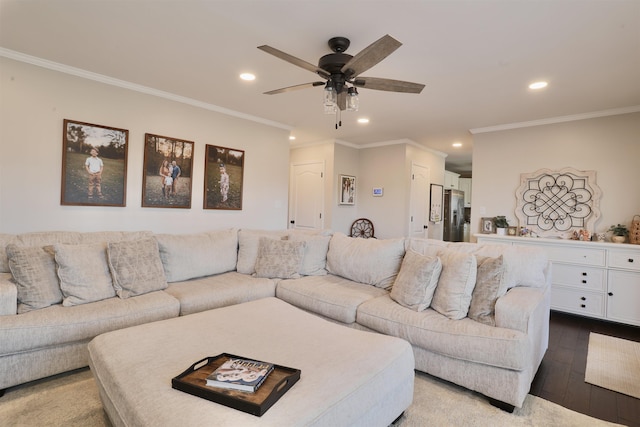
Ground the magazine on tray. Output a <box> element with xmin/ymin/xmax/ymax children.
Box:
<box><xmin>206</xmin><ymin>357</ymin><xmax>275</xmax><ymax>392</ymax></box>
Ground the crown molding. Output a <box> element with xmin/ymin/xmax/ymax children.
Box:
<box><xmin>470</xmin><ymin>105</ymin><xmax>640</xmax><ymax>134</ymax></box>
<box><xmin>0</xmin><ymin>48</ymin><xmax>292</xmax><ymax>132</ymax></box>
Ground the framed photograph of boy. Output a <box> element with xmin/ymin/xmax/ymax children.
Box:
<box><xmin>204</xmin><ymin>144</ymin><xmax>244</xmax><ymax>210</ymax></box>
<box><xmin>61</xmin><ymin>119</ymin><xmax>128</xmax><ymax>207</ymax></box>
<box><xmin>339</xmin><ymin>175</ymin><xmax>356</xmax><ymax>205</ymax></box>
<box><xmin>142</xmin><ymin>133</ymin><xmax>194</xmax><ymax>208</ymax></box>
<box><xmin>481</xmin><ymin>217</ymin><xmax>496</xmax><ymax>234</ymax></box>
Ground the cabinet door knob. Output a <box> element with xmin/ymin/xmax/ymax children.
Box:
<box><xmin>582</xmin><ymin>272</ymin><xmax>587</xmax><ymax>276</ymax></box>
<box><xmin>581</xmin><ymin>296</ymin><xmax>586</xmax><ymax>301</ymax></box>
<box><xmin>608</xmin><ymin>292</ymin><xmax>613</xmax><ymax>296</ymax></box>
<box><xmin>629</xmin><ymin>258</ymin><xmax>635</xmax><ymax>263</ymax></box>
<box><xmin>581</xmin><ymin>304</ymin><xmax>586</xmax><ymax>308</ymax></box>
<box><xmin>582</xmin><ymin>280</ymin><xmax>587</xmax><ymax>284</ymax></box>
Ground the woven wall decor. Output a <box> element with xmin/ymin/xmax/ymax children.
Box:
<box><xmin>515</xmin><ymin>167</ymin><xmax>601</xmax><ymax>238</ymax></box>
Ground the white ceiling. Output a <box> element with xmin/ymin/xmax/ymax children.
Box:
<box><xmin>2</xmin><ymin>0</ymin><xmax>639</xmax><ymax>174</ymax></box>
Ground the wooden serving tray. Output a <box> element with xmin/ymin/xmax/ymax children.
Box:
<box><xmin>171</xmin><ymin>353</ymin><xmax>301</xmax><ymax>416</ymax></box>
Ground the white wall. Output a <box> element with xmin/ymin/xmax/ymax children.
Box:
<box><xmin>0</xmin><ymin>58</ymin><xmax>291</xmax><ymax>234</ymax></box>
<box><xmin>471</xmin><ymin>112</ymin><xmax>640</xmax><ymax>239</ymax></box>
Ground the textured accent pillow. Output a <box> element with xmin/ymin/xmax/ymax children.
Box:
<box><xmin>6</xmin><ymin>244</ymin><xmax>62</xmax><ymax>313</ymax></box>
<box><xmin>431</xmin><ymin>250</ymin><xmax>477</xmax><ymax>320</ymax></box>
<box><xmin>390</xmin><ymin>250</ymin><xmax>442</xmax><ymax>311</ymax></box>
<box><xmin>326</xmin><ymin>232</ymin><xmax>405</xmax><ymax>290</ymax></box>
<box><xmin>0</xmin><ymin>233</ymin><xmax>18</xmax><ymax>273</ymax></box>
<box><xmin>53</xmin><ymin>242</ymin><xmax>115</xmax><ymax>306</ymax></box>
<box><xmin>474</xmin><ymin>244</ymin><xmax>548</xmax><ymax>289</ymax></box>
<box><xmin>287</xmin><ymin>233</ymin><xmax>331</xmax><ymax>276</ymax></box>
<box><xmin>254</xmin><ymin>237</ymin><xmax>306</xmax><ymax>279</ymax></box>
<box><xmin>468</xmin><ymin>255</ymin><xmax>506</xmax><ymax>326</ymax></box>
<box><xmin>156</xmin><ymin>229</ymin><xmax>239</xmax><ymax>282</ymax></box>
<box><xmin>236</xmin><ymin>229</ymin><xmax>289</xmax><ymax>274</ymax></box>
<box><xmin>107</xmin><ymin>238</ymin><xmax>167</xmax><ymax>298</ymax></box>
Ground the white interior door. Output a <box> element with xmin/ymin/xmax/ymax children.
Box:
<box><xmin>409</xmin><ymin>163</ymin><xmax>430</xmax><ymax>238</ymax></box>
<box><xmin>289</xmin><ymin>162</ymin><xmax>325</xmax><ymax>230</ymax></box>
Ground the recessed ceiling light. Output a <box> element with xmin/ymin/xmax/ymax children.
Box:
<box><xmin>529</xmin><ymin>81</ymin><xmax>548</xmax><ymax>90</ymax></box>
<box><xmin>357</xmin><ymin>118</ymin><xmax>369</xmax><ymax>124</ymax></box>
<box><xmin>452</xmin><ymin>142</ymin><xmax>462</xmax><ymax>148</ymax></box>
<box><xmin>240</xmin><ymin>73</ymin><xmax>256</xmax><ymax>81</ymax></box>
<box><xmin>289</xmin><ymin>135</ymin><xmax>296</xmax><ymax>140</ymax></box>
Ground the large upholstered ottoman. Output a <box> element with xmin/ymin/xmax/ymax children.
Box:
<box><xmin>88</xmin><ymin>297</ymin><xmax>414</xmax><ymax>426</ymax></box>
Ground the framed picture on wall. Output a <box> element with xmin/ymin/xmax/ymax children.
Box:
<box><xmin>142</xmin><ymin>133</ymin><xmax>194</xmax><ymax>208</ymax></box>
<box><xmin>204</xmin><ymin>144</ymin><xmax>244</xmax><ymax>210</ymax></box>
<box><xmin>481</xmin><ymin>217</ymin><xmax>495</xmax><ymax>234</ymax></box>
<box><xmin>61</xmin><ymin>119</ymin><xmax>128</xmax><ymax>207</ymax></box>
<box><xmin>339</xmin><ymin>175</ymin><xmax>356</xmax><ymax>205</ymax></box>
<box><xmin>429</xmin><ymin>184</ymin><xmax>443</xmax><ymax>222</ymax></box>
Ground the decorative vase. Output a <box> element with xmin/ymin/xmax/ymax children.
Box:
<box><xmin>611</xmin><ymin>235</ymin><xmax>626</xmax><ymax>243</ymax></box>
<box><xmin>496</xmin><ymin>228</ymin><xmax>507</xmax><ymax>236</ymax></box>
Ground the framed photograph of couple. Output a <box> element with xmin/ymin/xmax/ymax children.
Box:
<box><xmin>204</xmin><ymin>144</ymin><xmax>244</xmax><ymax>210</ymax></box>
<box><xmin>61</xmin><ymin>119</ymin><xmax>129</xmax><ymax>207</ymax></box>
<box><xmin>339</xmin><ymin>175</ymin><xmax>356</xmax><ymax>205</ymax></box>
<box><xmin>142</xmin><ymin>133</ymin><xmax>194</xmax><ymax>208</ymax></box>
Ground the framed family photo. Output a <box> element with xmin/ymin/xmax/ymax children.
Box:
<box><xmin>204</xmin><ymin>144</ymin><xmax>244</xmax><ymax>210</ymax></box>
<box><xmin>481</xmin><ymin>217</ymin><xmax>495</xmax><ymax>234</ymax></box>
<box><xmin>429</xmin><ymin>184</ymin><xmax>443</xmax><ymax>222</ymax></box>
<box><xmin>61</xmin><ymin>119</ymin><xmax>128</xmax><ymax>207</ymax></box>
<box><xmin>339</xmin><ymin>175</ymin><xmax>356</xmax><ymax>205</ymax></box>
<box><xmin>142</xmin><ymin>133</ymin><xmax>194</xmax><ymax>208</ymax></box>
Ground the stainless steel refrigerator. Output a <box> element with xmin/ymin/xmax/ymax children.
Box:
<box><xmin>443</xmin><ymin>189</ymin><xmax>465</xmax><ymax>242</ymax></box>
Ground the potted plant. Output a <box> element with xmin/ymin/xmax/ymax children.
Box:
<box><xmin>494</xmin><ymin>216</ymin><xmax>509</xmax><ymax>235</ymax></box>
<box><xmin>608</xmin><ymin>224</ymin><xmax>629</xmax><ymax>243</ymax></box>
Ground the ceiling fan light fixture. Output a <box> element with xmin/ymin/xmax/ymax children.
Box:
<box><xmin>346</xmin><ymin>87</ymin><xmax>359</xmax><ymax>111</ymax></box>
<box><xmin>323</xmin><ymin>81</ymin><xmax>337</xmax><ymax>114</ymax></box>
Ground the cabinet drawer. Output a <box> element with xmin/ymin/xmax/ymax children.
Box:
<box><xmin>542</xmin><ymin>245</ymin><xmax>606</xmax><ymax>266</ymax></box>
<box><xmin>552</xmin><ymin>264</ymin><xmax>606</xmax><ymax>291</ymax></box>
<box><xmin>551</xmin><ymin>287</ymin><xmax>605</xmax><ymax>317</ymax></box>
<box><xmin>608</xmin><ymin>249</ymin><xmax>640</xmax><ymax>272</ymax></box>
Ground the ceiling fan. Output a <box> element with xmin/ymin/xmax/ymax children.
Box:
<box><xmin>258</xmin><ymin>35</ymin><xmax>425</xmax><ymax>117</ymax></box>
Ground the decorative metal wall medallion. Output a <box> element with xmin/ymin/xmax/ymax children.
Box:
<box><xmin>515</xmin><ymin>167</ymin><xmax>601</xmax><ymax>237</ymax></box>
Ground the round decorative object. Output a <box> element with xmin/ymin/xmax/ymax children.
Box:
<box><xmin>611</xmin><ymin>235</ymin><xmax>626</xmax><ymax>244</ymax></box>
<box><xmin>350</xmin><ymin>218</ymin><xmax>375</xmax><ymax>238</ymax></box>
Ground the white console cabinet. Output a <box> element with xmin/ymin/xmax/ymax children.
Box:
<box><xmin>475</xmin><ymin>234</ymin><xmax>640</xmax><ymax>327</ymax></box>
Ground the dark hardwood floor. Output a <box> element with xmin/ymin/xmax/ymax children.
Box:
<box><xmin>529</xmin><ymin>311</ymin><xmax>640</xmax><ymax>426</ymax></box>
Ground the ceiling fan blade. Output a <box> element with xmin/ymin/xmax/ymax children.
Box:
<box><xmin>264</xmin><ymin>81</ymin><xmax>325</xmax><ymax>95</ymax></box>
<box><xmin>353</xmin><ymin>77</ymin><xmax>425</xmax><ymax>94</ymax></box>
<box><xmin>258</xmin><ymin>45</ymin><xmax>330</xmax><ymax>79</ymax></box>
<box><xmin>341</xmin><ymin>34</ymin><xmax>402</xmax><ymax>77</ymax></box>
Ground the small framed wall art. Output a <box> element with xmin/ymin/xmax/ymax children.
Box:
<box><xmin>142</xmin><ymin>133</ymin><xmax>194</xmax><ymax>209</ymax></box>
<box><xmin>204</xmin><ymin>144</ymin><xmax>245</xmax><ymax>210</ymax></box>
<box><xmin>507</xmin><ymin>226</ymin><xmax>518</xmax><ymax>236</ymax></box>
<box><xmin>339</xmin><ymin>175</ymin><xmax>356</xmax><ymax>205</ymax></box>
<box><xmin>61</xmin><ymin>119</ymin><xmax>128</xmax><ymax>207</ymax></box>
<box><xmin>429</xmin><ymin>184</ymin><xmax>443</xmax><ymax>222</ymax></box>
<box><xmin>481</xmin><ymin>217</ymin><xmax>495</xmax><ymax>234</ymax></box>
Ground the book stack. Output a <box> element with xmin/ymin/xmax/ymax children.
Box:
<box><xmin>206</xmin><ymin>357</ymin><xmax>275</xmax><ymax>393</ymax></box>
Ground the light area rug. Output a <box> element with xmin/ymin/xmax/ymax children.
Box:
<box><xmin>586</xmin><ymin>332</ymin><xmax>640</xmax><ymax>400</ymax></box>
<box><xmin>0</xmin><ymin>368</ymin><xmax>623</xmax><ymax>427</ymax></box>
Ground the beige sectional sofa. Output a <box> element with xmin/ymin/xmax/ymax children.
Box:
<box><xmin>0</xmin><ymin>227</ymin><xmax>550</xmax><ymax>410</ymax></box>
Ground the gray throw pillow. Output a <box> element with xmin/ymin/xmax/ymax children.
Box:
<box><xmin>390</xmin><ymin>250</ymin><xmax>442</xmax><ymax>311</ymax></box>
<box><xmin>468</xmin><ymin>255</ymin><xmax>506</xmax><ymax>326</ymax></box>
<box><xmin>254</xmin><ymin>237</ymin><xmax>306</xmax><ymax>279</ymax></box>
<box><xmin>107</xmin><ymin>238</ymin><xmax>167</xmax><ymax>299</ymax></box>
<box><xmin>53</xmin><ymin>242</ymin><xmax>116</xmax><ymax>306</ymax></box>
<box><xmin>6</xmin><ymin>244</ymin><xmax>62</xmax><ymax>313</ymax></box>
<box><xmin>431</xmin><ymin>250</ymin><xmax>477</xmax><ymax>320</ymax></box>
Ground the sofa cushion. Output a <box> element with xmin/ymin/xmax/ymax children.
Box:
<box><xmin>236</xmin><ymin>229</ymin><xmax>289</xmax><ymax>275</ymax></box>
<box><xmin>107</xmin><ymin>238</ymin><xmax>167</xmax><ymax>298</ymax></box>
<box><xmin>165</xmin><ymin>272</ymin><xmax>277</xmax><ymax>316</ymax></box>
<box><xmin>287</xmin><ymin>233</ymin><xmax>331</xmax><ymax>276</ymax></box>
<box><xmin>78</xmin><ymin>231</ymin><xmax>153</xmax><ymax>244</ymax></box>
<box><xmin>53</xmin><ymin>242</ymin><xmax>116</xmax><ymax>306</ymax></box>
<box><xmin>474</xmin><ymin>244</ymin><xmax>548</xmax><ymax>289</ymax></box>
<box><xmin>16</xmin><ymin>231</ymin><xmax>82</xmax><ymax>247</ymax></box>
<box><xmin>155</xmin><ymin>229</ymin><xmax>238</xmax><ymax>282</ymax></box>
<box><xmin>0</xmin><ymin>291</ymin><xmax>180</xmax><ymax>356</ymax></box>
<box><xmin>6</xmin><ymin>244</ymin><xmax>63</xmax><ymax>313</ymax></box>
<box><xmin>390</xmin><ymin>251</ymin><xmax>442</xmax><ymax>312</ymax></box>
<box><xmin>468</xmin><ymin>255</ymin><xmax>507</xmax><ymax>326</ymax></box>
<box><xmin>254</xmin><ymin>237</ymin><xmax>305</xmax><ymax>279</ymax></box>
<box><xmin>326</xmin><ymin>233</ymin><xmax>405</xmax><ymax>290</ymax></box>
<box><xmin>431</xmin><ymin>250</ymin><xmax>477</xmax><ymax>320</ymax></box>
<box><xmin>276</xmin><ymin>274</ymin><xmax>388</xmax><ymax>324</ymax></box>
<box><xmin>357</xmin><ymin>294</ymin><xmax>528</xmax><ymax>370</ymax></box>
<box><xmin>0</xmin><ymin>233</ymin><xmax>17</xmax><ymax>273</ymax></box>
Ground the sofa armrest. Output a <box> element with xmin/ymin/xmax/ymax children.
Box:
<box><xmin>495</xmin><ymin>286</ymin><xmax>549</xmax><ymax>333</ymax></box>
<box><xmin>0</xmin><ymin>273</ymin><xmax>17</xmax><ymax>316</ymax></box>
